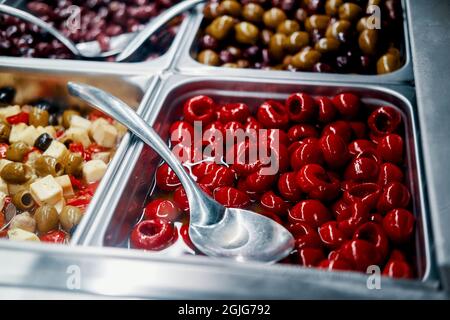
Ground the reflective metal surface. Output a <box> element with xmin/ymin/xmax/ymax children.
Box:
<box><xmin>174</xmin><ymin>0</ymin><xmax>413</xmax><ymax>84</ymax></box>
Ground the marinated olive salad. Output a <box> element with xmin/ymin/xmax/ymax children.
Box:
<box><xmin>0</xmin><ymin>86</ymin><xmax>126</xmax><ymax>243</ymax></box>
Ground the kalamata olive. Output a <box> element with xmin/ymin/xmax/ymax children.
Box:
<box><xmin>225</xmin><ymin>46</ymin><xmax>242</xmax><ymax>60</ymax></box>
<box><xmin>304</xmin><ymin>0</ymin><xmax>325</xmax><ymax>14</ymax></box>
<box><xmin>359</xmin><ymin>55</ymin><xmax>374</xmax><ymax>73</ymax></box>
<box><xmin>64</xmin><ymin>152</ymin><xmax>83</xmax><ymax>177</ymax></box>
<box><xmin>260</xmin><ymin>29</ymin><xmax>274</xmax><ymax>46</ymax></box>
<box><xmin>269</xmin><ymin>33</ymin><xmax>287</xmax><ymax>61</ymax></box>
<box><xmin>312</xmin><ymin>62</ymin><xmax>334</xmax><ymax>73</ymax></box>
<box><xmin>243</xmin><ymin>45</ymin><xmax>261</xmax><ymax>60</ymax></box>
<box><xmin>206</xmin><ymin>15</ymin><xmax>236</xmax><ymax>40</ymax></box>
<box><xmin>199</xmin><ymin>34</ymin><xmax>219</xmax><ymax>50</ymax></box>
<box><xmin>1</xmin><ymin>162</ymin><xmax>32</xmax><ymax>184</ymax></box>
<box><xmin>325</xmin><ymin>0</ymin><xmax>343</xmax><ymax>16</ymax></box>
<box><xmin>220</xmin><ymin>49</ymin><xmax>234</xmax><ymax>63</ymax></box>
<box><xmin>242</xmin><ymin>3</ymin><xmax>264</xmax><ymax>23</ymax></box>
<box><xmin>295</xmin><ymin>8</ymin><xmax>308</xmax><ymax>23</ymax></box>
<box><xmin>305</xmin><ymin>15</ymin><xmax>331</xmax><ymax>32</ymax></box>
<box><xmin>34</xmin><ymin>133</ymin><xmax>53</xmax><ymax>151</ymax></box>
<box><xmin>263</xmin><ymin>8</ymin><xmax>287</xmax><ymax>29</ymax></box>
<box><xmin>359</xmin><ymin>29</ymin><xmax>379</xmax><ymax>55</ymax></box>
<box><xmin>62</xmin><ymin>110</ymin><xmax>80</xmax><ymax>128</ymax></box>
<box><xmin>219</xmin><ymin>0</ymin><xmax>242</xmax><ymax>17</ymax></box>
<box><xmin>377</xmin><ymin>53</ymin><xmax>401</xmax><ymax>74</ymax></box>
<box><xmin>34</xmin><ymin>155</ymin><xmax>64</xmax><ymax>177</ymax></box>
<box><xmin>203</xmin><ymin>2</ymin><xmax>225</xmax><ymax>19</ymax></box>
<box><xmin>339</xmin><ymin>3</ymin><xmax>363</xmax><ymax>21</ymax></box>
<box><xmin>6</xmin><ymin>141</ymin><xmax>30</xmax><ymax>162</ymax></box>
<box><xmin>276</xmin><ymin>19</ymin><xmax>300</xmax><ymax>35</ymax></box>
<box><xmin>335</xmin><ymin>55</ymin><xmax>352</xmax><ymax>72</ymax></box>
<box><xmin>29</xmin><ymin>107</ymin><xmax>49</xmax><ymax>127</ymax></box>
<box><xmin>291</xmin><ymin>48</ymin><xmax>321</xmax><ymax>70</ymax></box>
<box><xmin>315</xmin><ymin>37</ymin><xmax>340</xmax><ymax>53</ymax></box>
<box><xmin>197</xmin><ymin>49</ymin><xmax>220</xmax><ymax>66</ymax></box>
<box><xmin>235</xmin><ymin>22</ymin><xmax>260</xmax><ymax>45</ymax></box>
<box><xmin>12</xmin><ymin>190</ymin><xmax>35</xmax><ymax>211</ymax></box>
<box><xmin>285</xmin><ymin>31</ymin><xmax>310</xmax><ymax>53</ymax></box>
<box><xmin>35</xmin><ymin>205</ymin><xmax>59</xmax><ymax>234</ymax></box>
<box><xmin>60</xmin><ymin>206</ymin><xmax>83</xmax><ymax>232</ymax></box>
<box><xmin>0</xmin><ymin>120</ymin><xmax>11</xmax><ymax>142</ymax></box>
<box><xmin>0</xmin><ymin>86</ymin><xmax>16</xmax><ymax>104</ymax></box>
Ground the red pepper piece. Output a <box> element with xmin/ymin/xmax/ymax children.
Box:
<box><xmin>6</xmin><ymin>112</ymin><xmax>29</xmax><ymax>125</ymax></box>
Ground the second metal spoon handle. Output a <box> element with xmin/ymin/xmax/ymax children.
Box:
<box><xmin>116</xmin><ymin>0</ymin><xmax>205</xmax><ymax>62</ymax></box>
<box><xmin>67</xmin><ymin>82</ymin><xmax>204</xmax><ymax>209</ymax></box>
<box><xmin>0</xmin><ymin>4</ymin><xmax>81</xmax><ymax>56</ymax></box>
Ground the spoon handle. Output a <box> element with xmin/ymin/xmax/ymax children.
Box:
<box><xmin>0</xmin><ymin>4</ymin><xmax>80</xmax><ymax>56</ymax></box>
<box><xmin>116</xmin><ymin>0</ymin><xmax>205</xmax><ymax>62</ymax></box>
<box><xmin>67</xmin><ymin>82</ymin><xmax>206</xmax><ymax>213</ymax></box>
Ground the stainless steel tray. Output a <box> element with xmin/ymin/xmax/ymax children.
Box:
<box><xmin>75</xmin><ymin>74</ymin><xmax>440</xmax><ymax>296</ymax></box>
<box><xmin>174</xmin><ymin>0</ymin><xmax>413</xmax><ymax>85</ymax></box>
<box><xmin>0</xmin><ymin>68</ymin><xmax>157</xmax><ymax>245</ymax></box>
<box><xmin>0</xmin><ymin>0</ymin><xmax>192</xmax><ymax>75</ymax></box>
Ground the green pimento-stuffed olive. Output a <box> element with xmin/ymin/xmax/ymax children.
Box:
<box><xmin>34</xmin><ymin>205</ymin><xmax>60</xmax><ymax>234</ymax></box>
<box><xmin>6</xmin><ymin>141</ymin><xmax>30</xmax><ymax>162</ymax></box>
<box><xmin>1</xmin><ymin>162</ymin><xmax>32</xmax><ymax>184</ymax></box>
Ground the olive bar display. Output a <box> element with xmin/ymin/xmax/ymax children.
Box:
<box><xmin>0</xmin><ymin>0</ymin><xmax>449</xmax><ymax>299</ymax></box>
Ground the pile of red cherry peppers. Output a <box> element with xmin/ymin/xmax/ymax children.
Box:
<box><xmin>130</xmin><ymin>92</ymin><xmax>416</xmax><ymax>280</ymax></box>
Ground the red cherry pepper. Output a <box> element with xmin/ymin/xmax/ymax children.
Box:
<box><xmin>288</xmin><ymin>199</ymin><xmax>332</xmax><ymax>228</ymax></box>
<box><xmin>213</xmin><ymin>186</ymin><xmax>251</xmax><ymax>208</ymax></box>
<box><xmin>173</xmin><ymin>184</ymin><xmax>212</xmax><ymax>213</ymax></box>
<box><xmin>353</xmin><ymin>222</ymin><xmax>389</xmax><ymax>264</ymax></box>
<box><xmin>67</xmin><ymin>197</ymin><xmax>91</xmax><ymax>211</ymax></box>
<box><xmin>340</xmin><ymin>239</ymin><xmax>380</xmax><ymax>272</ymax></box>
<box><xmin>180</xmin><ymin>223</ymin><xmax>195</xmax><ymax>250</ymax></box>
<box><xmin>130</xmin><ymin>219</ymin><xmax>177</xmax><ymax>251</ymax></box>
<box><xmin>376</xmin><ymin>182</ymin><xmax>410</xmax><ymax>213</ymax></box>
<box><xmin>338</xmin><ymin>202</ymin><xmax>370</xmax><ymax>237</ymax></box>
<box><xmin>298</xmin><ymin>248</ymin><xmax>325</xmax><ymax>267</ymax></box>
<box><xmin>319</xmin><ymin>258</ymin><xmax>353</xmax><ymax>271</ymax></box>
<box><xmin>319</xmin><ymin>221</ymin><xmax>346</xmax><ymax>249</ymax></box>
<box><xmin>368</xmin><ymin>106</ymin><xmax>401</xmax><ymax>136</ymax></box>
<box><xmin>199</xmin><ymin>165</ymin><xmax>236</xmax><ymax>190</ymax></box>
<box><xmin>40</xmin><ymin>230</ymin><xmax>67</xmax><ymax>244</ymax></box>
<box><xmin>316</xmin><ymin>96</ymin><xmax>337</xmax><ymax>123</ymax></box>
<box><xmin>286</xmin><ymin>93</ymin><xmax>317</xmax><ymax>123</ymax></box>
<box><xmin>349</xmin><ymin>121</ymin><xmax>368</xmax><ymax>139</ymax></box>
<box><xmin>69</xmin><ymin>175</ymin><xmax>84</xmax><ymax>190</ymax></box>
<box><xmin>343</xmin><ymin>182</ymin><xmax>381</xmax><ymax>210</ymax></box>
<box><xmin>377</xmin><ymin>134</ymin><xmax>404</xmax><ymax>164</ymax></box>
<box><xmin>319</xmin><ymin>134</ymin><xmax>349</xmax><ymax>168</ymax></box>
<box><xmin>287</xmin><ymin>124</ymin><xmax>319</xmax><ymax>142</ymax></box>
<box><xmin>170</xmin><ymin>121</ymin><xmax>194</xmax><ymax>146</ymax></box>
<box><xmin>217</xmin><ymin>103</ymin><xmax>251</xmax><ymax>124</ymax></box>
<box><xmin>296</xmin><ymin>164</ymin><xmax>340</xmax><ymax>201</ymax></box>
<box><xmin>6</xmin><ymin>111</ymin><xmax>29</xmax><ymax>125</ymax></box>
<box><xmin>383</xmin><ymin>209</ymin><xmax>415</xmax><ymax>244</ymax></box>
<box><xmin>383</xmin><ymin>260</ymin><xmax>413</xmax><ymax>279</ymax></box>
<box><xmin>322</xmin><ymin>120</ymin><xmax>353</xmax><ymax>143</ymax></box>
<box><xmin>257</xmin><ymin>100</ymin><xmax>289</xmax><ymax>129</ymax></box>
<box><xmin>277</xmin><ymin>172</ymin><xmax>302</xmax><ymax>202</ymax></box>
<box><xmin>332</xmin><ymin>93</ymin><xmax>360</xmax><ymax>119</ymax></box>
<box><xmin>290</xmin><ymin>141</ymin><xmax>324</xmax><ymax>171</ymax></box>
<box><xmin>155</xmin><ymin>163</ymin><xmax>181</xmax><ymax>192</ymax></box>
<box><xmin>244</xmin><ymin>168</ymin><xmax>277</xmax><ymax>193</ymax></box>
<box><xmin>143</xmin><ymin>199</ymin><xmax>180</xmax><ymax>222</ymax></box>
<box><xmin>260</xmin><ymin>191</ymin><xmax>289</xmax><ymax>216</ymax></box>
<box><xmin>331</xmin><ymin>199</ymin><xmax>352</xmax><ymax>222</ymax></box>
<box><xmin>183</xmin><ymin>95</ymin><xmax>216</xmax><ymax>125</ymax></box>
<box><xmin>348</xmin><ymin>139</ymin><xmax>376</xmax><ymax>156</ymax></box>
<box><xmin>288</xmin><ymin>222</ymin><xmax>322</xmax><ymax>249</ymax></box>
<box><xmin>378</xmin><ymin>163</ymin><xmax>404</xmax><ymax>186</ymax></box>
<box><xmin>344</xmin><ymin>157</ymin><xmax>379</xmax><ymax>182</ymax></box>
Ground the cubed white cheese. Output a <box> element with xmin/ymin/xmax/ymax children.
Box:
<box><xmin>70</xmin><ymin>115</ymin><xmax>91</xmax><ymax>130</ymax></box>
<box><xmin>0</xmin><ymin>177</ymin><xmax>8</xmax><ymax>195</ymax></box>
<box><xmin>7</xmin><ymin>228</ymin><xmax>40</xmax><ymax>242</ymax></box>
<box><xmin>82</xmin><ymin>160</ymin><xmax>107</xmax><ymax>184</ymax></box>
<box><xmin>55</xmin><ymin>175</ymin><xmax>74</xmax><ymax>199</ymax></box>
<box><xmin>8</xmin><ymin>123</ymin><xmax>28</xmax><ymax>143</ymax></box>
<box><xmin>91</xmin><ymin>151</ymin><xmax>110</xmax><ymax>164</ymax></box>
<box><xmin>114</xmin><ymin>122</ymin><xmax>127</xmax><ymax>139</ymax></box>
<box><xmin>54</xmin><ymin>198</ymin><xmax>66</xmax><ymax>214</ymax></box>
<box><xmin>43</xmin><ymin>140</ymin><xmax>68</xmax><ymax>161</ymax></box>
<box><xmin>0</xmin><ymin>191</ymin><xmax>6</xmax><ymax>211</ymax></box>
<box><xmin>44</xmin><ymin>126</ymin><xmax>57</xmax><ymax>138</ymax></box>
<box><xmin>62</xmin><ymin>127</ymin><xmax>91</xmax><ymax>148</ymax></box>
<box><xmin>30</xmin><ymin>175</ymin><xmax>63</xmax><ymax>206</ymax></box>
<box><xmin>90</xmin><ymin>118</ymin><xmax>118</xmax><ymax>148</ymax></box>
<box><xmin>0</xmin><ymin>105</ymin><xmax>21</xmax><ymax>121</ymax></box>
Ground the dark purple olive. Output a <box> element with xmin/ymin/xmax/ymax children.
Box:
<box><xmin>32</xmin><ymin>99</ymin><xmax>59</xmax><ymax>114</ymax></box>
<box><xmin>272</xmin><ymin>0</ymin><xmax>296</xmax><ymax>11</ymax></box>
<box><xmin>0</xmin><ymin>87</ymin><xmax>16</xmax><ymax>104</ymax></box>
<box><xmin>304</xmin><ymin>0</ymin><xmax>325</xmax><ymax>14</ymax></box>
<box><xmin>243</xmin><ymin>45</ymin><xmax>261</xmax><ymax>60</ymax></box>
<box><xmin>312</xmin><ymin>62</ymin><xmax>334</xmax><ymax>73</ymax></box>
<box><xmin>34</xmin><ymin>133</ymin><xmax>53</xmax><ymax>151</ymax></box>
<box><xmin>199</xmin><ymin>34</ymin><xmax>219</xmax><ymax>50</ymax></box>
<box><xmin>295</xmin><ymin>8</ymin><xmax>308</xmax><ymax>23</ymax></box>
<box><xmin>220</xmin><ymin>50</ymin><xmax>234</xmax><ymax>63</ymax></box>
<box><xmin>27</xmin><ymin>2</ymin><xmax>52</xmax><ymax>16</ymax></box>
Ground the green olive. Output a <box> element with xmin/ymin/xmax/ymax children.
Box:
<box><xmin>325</xmin><ymin>0</ymin><xmax>343</xmax><ymax>16</ymax></box>
<box><xmin>197</xmin><ymin>49</ymin><xmax>220</xmax><ymax>66</ymax></box>
<box><xmin>34</xmin><ymin>155</ymin><xmax>64</xmax><ymax>177</ymax></box>
<box><xmin>339</xmin><ymin>3</ymin><xmax>363</xmax><ymax>22</ymax></box>
<box><xmin>0</xmin><ymin>120</ymin><xmax>11</xmax><ymax>142</ymax></box>
<box><xmin>305</xmin><ymin>15</ymin><xmax>331</xmax><ymax>32</ymax></box>
<box><xmin>359</xmin><ymin>29</ymin><xmax>379</xmax><ymax>55</ymax></box>
<box><xmin>269</xmin><ymin>33</ymin><xmax>287</xmax><ymax>61</ymax></box>
<box><xmin>242</xmin><ymin>3</ymin><xmax>264</xmax><ymax>23</ymax></box>
<box><xmin>234</xmin><ymin>22</ymin><xmax>259</xmax><ymax>45</ymax></box>
<box><xmin>60</xmin><ymin>206</ymin><xmax>83</xmax><ymax>232</ymax></box>
<box><xmin>29</xmin><ymin>107</ymin><xmax>49</xmax><ymax>127</ymax></box>
<box><xmin>285</xmin><ymin>31</ymin><xmax>310</xmax><ymax>53</ymax></box>
<box><xmin>326</xmin><ymin>20</ymin><xmax>352</xmax><ymax>39</ymax></box>
<box><xmin>263</xmin><ymin>8</ymin><xmax>287</xmax><ymax>29</ymax></box>
<box><xmin>63</xmin><ymin>152</ymin><xmax>84</xmax><ymax>177</ymax></box>
<box><xmin>6</xmin><ymin>141</ymin><xmax>30</xmax><ymax>162</ymax></box>
<box><xmin>203</xmin><ymin>2</ymin><xmax>225</xmax><ymax>20</ymax></box>
<box><xmin>291</xmin><ymin>48</ymin><xmax>322</xmax><ymax>70</ymax></box>
<box><xmin>315</xmin><ymin>37</ymin><xmax>340</xmax><ymax>53</ymax></box>
<box><xmin>205</xmin><ymin>15</ymin><xmax>235</xmax><ymax>40</ymax></box>
<box><xmin>34</xmin><ymin>205</ymin><xmax>59</xmax><ymax>234</ymax></box>
<box><xmin>0</xmin><ymin>162</ymin><xmax>32</xmax><ymax>184</ymax></box>
<box><xmin>377</xmin><ymin>53</ymin><xmax>401</xmax><ymax>74</ymax></box>
<box><xmin>62</xmin><ymin>110</ymin><xmax>80</xmax><ymax>129</ymax></box>
<box><xmin>356</xmin><ymin>17</ymin><xmax>369</xmax><ymax>32</ymax></box>
<box><xmin>12</xmin><ymin>190</ymin><xmax>35</xmax><ymax>211</ymax></box>
<box><xmin>219</xmin><ymin>0</ymin><xmax>241</xmax><ymax>17</ymax></box>
<box><xmin>276</xmin><ymin>20</ymin><xmax>300</xmax><ymax>35</ymax></box>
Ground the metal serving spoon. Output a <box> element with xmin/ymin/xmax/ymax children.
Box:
<box><xmin>0</xmin><ymin>0</ymin><xmax>204</xmax><ymax>60</ymax></box>
<box><xmin>67</xmin><ymin>82</ymin><xmax>295</xmax><ymax>263</ymax></box>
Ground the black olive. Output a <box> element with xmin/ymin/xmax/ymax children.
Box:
<box><xmin>32</xmin><ymin>99</ymin><xmax>59</xmax><ymax>114</ymax></box>
<box><xmin>48</xmin><ymin>113</ymin><xmax>59</xmax><ymax>126</ymax></box>
<box><xmin>34</xmin><ymin>133</ymin><xmax>53</xmax><ymax>151</ymax></box>
<box><xmin>0</xmin><ymin>86</ymin><xmax>16</xmax><ymax>104</ymax></box>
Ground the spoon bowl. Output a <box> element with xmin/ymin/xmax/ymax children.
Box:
<box><xmin>67</xmin><ymin>82</ymin><xmax>295</xmax><ymax>263</ymax></box>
